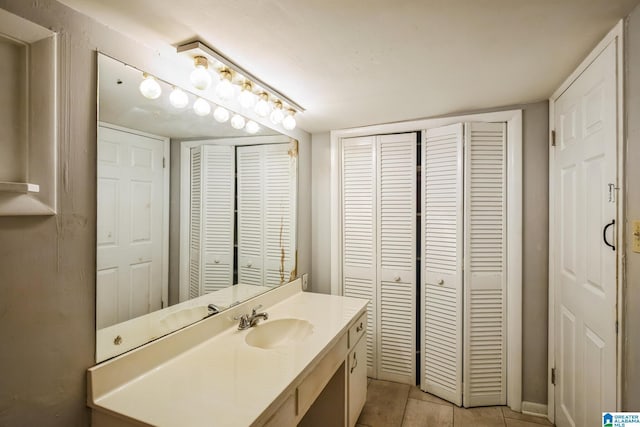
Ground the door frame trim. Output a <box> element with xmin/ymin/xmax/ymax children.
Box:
<box><xmin>547</xmin><ymin>20</ymin><xmax>624</xmax><ymax>423</ymax></box>
<box><xmin>330</xmin><ymin>109</ymin><xmax>523</xmax><ymax>411</ymax></box>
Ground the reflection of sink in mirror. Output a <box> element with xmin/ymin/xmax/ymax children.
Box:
<box><xmin>245</xmin><ymin>318</ymin><xmax>313</xmax><ymax>350</ymax></box>
<box><xmin>159</xmin><ymin>306</ymin><xmax>209</xmax><ymax>332</ymax></box>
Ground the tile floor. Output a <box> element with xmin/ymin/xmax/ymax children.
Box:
<box><xmin>357</xmin><ymin>379</ymin><xmax>553</xmax><ymax>427</ymax></box>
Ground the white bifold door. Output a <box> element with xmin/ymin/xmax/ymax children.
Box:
<box><xmin>237</xmin><ymin>143</ymin><xmax>298</xmax><ymax>287</ymax></box>
<box><xmin>189</xmin><ymin>145</ymin><xmax>235</xmax><ymax>298</ymax></box>
<box><xmin>421</xmin><ymin>122</ymin><xmax>507</xmax><ymax>407</ymax></box>
<box><xmin>341</xmin><ymin>133</ymin><xmax>417</xmax><ymax>384</ymax></box>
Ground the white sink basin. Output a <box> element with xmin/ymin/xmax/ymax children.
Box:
<box><xmin>245</xmin><ymin>318</ymin><xmax>313</xmax><ymax>349</ymax></box>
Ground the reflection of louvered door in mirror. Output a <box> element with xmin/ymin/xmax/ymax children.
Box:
<box><xmin>341</xmin><ymin>133</ymin><xmax>417</xmax><ymax>384</ymax></box>
<box><xmin>189</xmin><ymin>145</ymin><xmax>235</xmax><ymax>297</ymax></box>
<box><xmin>420</xmin><ymin>122</ymin><xmax>507</xmax><ymax>408</ymax></box>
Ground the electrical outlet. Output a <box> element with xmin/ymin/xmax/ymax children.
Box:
<box><xmin>302</xmin><ymin>273</ymin><xmax>309</xmax><ymax>291</ymax></box>
<box><xmin>633</xmin><ymin>221</ymin><xmax>640</xmax><ymax>253</ymax></box>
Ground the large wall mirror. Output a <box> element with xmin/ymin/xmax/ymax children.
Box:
<box><xmin>96</xmin><ymin>53</ymin><xmax>298</xmax><ymax>362</ymax></box>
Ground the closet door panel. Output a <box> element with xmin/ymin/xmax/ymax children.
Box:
<box><xmin>189</xmin><ymin>147</ymin><xmax>203</xmax><ymax>298</ymax></box>
<box><xmin>463</xmin><ymin>122</ymin><xmax>507</xmax><ymax>407</ymax></box>
<box><xmin>342</xmin><ymin>136</ymin><xmax>377</xmax><ymax>377</ymax></box>
<box><xmin>201</xmin><ymin>145</ymin><xmax>235</xmax><ymax>293</ymax></box>
<box><xmin>421</xmin><ymin>124</ymin><xmax>464</xmax><ymax>406</ymax></box>
<box><xmin>377</xmin><ymin>133</ymin><xmax>416</xmax><ymax>384</ymax></box>
<box><xmin>237</xmin><ymin>145</ymin><xmax>264</xmax><ymax>286</ymax></box>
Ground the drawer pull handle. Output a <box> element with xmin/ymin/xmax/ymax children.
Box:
<box><xmin>356</xmin><ymin>322</ymin><xmax>364</xmax><ymax>332</ymax></box>
<box><xmin>438</xmin><ymin>279</ymin><xmax>444</xmax><ymax>285</ymax></box>
<box><xmin>350</xmin><ymin>352</ymin><xmax>358</xmax><ymax>374</ymax></box>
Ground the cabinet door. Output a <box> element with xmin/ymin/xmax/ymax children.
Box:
<box><xmin>376</xmin><ymin>133</ymin><xmax>417</xmax><ymax>384</ymax></box>
<box><xmin>342</xmin><ymin>136</ymin><xmax>377</xmax><ymax>377</ymax></box>
<box><xmin>348</xmin><ymin>335</ymin><xmax>367</xmax><ymax>427</ymax></box>
<box><xmin>421</xmin><ymin>123</ymin><xmax>464</xmax><ymax>406</ymax></box>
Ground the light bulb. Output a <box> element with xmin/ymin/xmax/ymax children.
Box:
<box><xmin>270</xmin><ymin>101</ymin><xmax>285</xmax><ymax>124</ymax></box>
<box><xmin>282</xmin><ymin>109</ymin><xmax>297</xmax><ymax>130</ymax></box>
<box><xmin>193</xmin><ymin>98</ymin><xmax>211</xmax><ymax>116</ymax></box>
<box><xmin>139</xmin><ymin>74</ymin><xmax>161</xmax><ymax>99</ymax></box>
<box><xmin>215</xmin><ymin>69</ymin><xmax>234</xmax><ymax>100</ymax></box>
<box><xmin>230</xmin><ymin>114</ymin><xmax>246</xmax><ymax>130</ymax></box>
<box><xmin>169</xmin><ymin>87</ymin><xmax>189</xmax><ymax>109</ymax></box>
<box><xmin>213</xmin><ymin>106</ymin><xmax>230</xmax><ymax>123</ymax></box>
<box><xmin>245</xmin><ymin>120</ymin><xmax>260</xmax><ymax>134</ymax></box>
<box><xmin>254</xmin><ymin>92</ymin><xmax>271</xmax><ymax>117</ymax></box>
<box><xmin>238</xmin><ymin>82</ymin><xmax>256</xmax><ymax>109</ymax></box>
<box><xmin>190</xmin><ymin>56</ymin><xmax>212</xmax><ymax>90</ymax></box>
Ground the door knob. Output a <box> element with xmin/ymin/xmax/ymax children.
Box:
<box><xmin>394</xmin><ymin>275</ymin><xmax>401</xmax><ymax>282</ymax></box>
<box><xmin>438</xmin><ymin>279</ymin><xmax>444</xmax><ymax>285</ymax></box>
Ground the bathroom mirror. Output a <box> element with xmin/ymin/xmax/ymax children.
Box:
<box><xmin>95</xmin><ymin>53</ymin><xmax>298</xmax><ymax>362</ymax></box>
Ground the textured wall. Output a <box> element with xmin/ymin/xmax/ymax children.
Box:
<box><xmin>311</xmin><ymin>101</ymin><xmax>550</xmax><ymax>404</ymax></box>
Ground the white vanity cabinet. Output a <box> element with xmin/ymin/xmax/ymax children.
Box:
<box><xmin>347</xmin><ymin>314</ymin><xmax>367</xmax><ymax>427</ymax></box>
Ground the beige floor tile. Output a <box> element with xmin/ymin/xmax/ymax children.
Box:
<box><xmin>501</xmin><ymin>407</ymin><xmax>552</xmax><ymax>426</ymax></box>
<box><xmin>453</xmin><ymin>406</ymin><xmax>505</xmax><ymax>427</ymax></box>
<box><xmin>505</xmin><ymin>419</ymin><xmax>552</xmax><ymax>427</ymax></box>
<box><xmin>358</xmin><ymin>379</ymin><xmax>411</xmax><ymax>427</ymax></box>
<box><xmin>402</xmin><ymin>398</ymin><xmax>453</xmax><ymax>427</ymax></box>
<box><xmin>408</xmin><ymin>387</ymin><xmax>454</xmax><ymax>407</ymax></box>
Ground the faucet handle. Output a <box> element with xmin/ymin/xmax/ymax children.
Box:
<box><xmin>251</xmin><ymin>305</ymin><xmax>263</xmax><ymax>315</ymax></box>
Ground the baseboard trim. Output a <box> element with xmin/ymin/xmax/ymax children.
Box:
<box><xmin>521</xmin><ymin>401</ymin><xmax>548</xmax><ymax>418</ymax></box>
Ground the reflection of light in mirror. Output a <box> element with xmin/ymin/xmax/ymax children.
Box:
<box><xmin>169</xmin><ymin>87</ymin><xmax>189</xmax><ymax>109</ymax></box>
<box><xmin>245</xmin><ymin>120</ymin><xmax>259</xmax><ymax>134</ymax></box>
<box><xmin>193</xmin><ymin>98</ymin><xmax>211</xmax><ymax>116</ymax></box>
<box><xmin>270</xmin><ymin>100</ymin><xmax>285</xmax><ymax>124</ymax></box>
<box><xmin>283</xmin><ymin>109</ymin><xmax>297</xmax><ymax>130</ymax></box>
<box><xmin>230</xmin><ymin>114</ymin><xmax>246</xmax><ymax>129</ymax></box>
<box><xmin>139</xmin><ymin>74</ymin><xmax>162</xmax><ymax>99</ymax></box>
<box><xmin>255</xmin><ymin>92</ymin><xmax>271</xmax><ymax>117</ymax></box>
<box><xmin>190</xmin><ymin>56</ymin><xmax>212</xmax><ymax>90</ymax></box>
<box><xmin>213</xmin><ymin>106</ymin><xmax>230</xmax><ymax>123</ymax></box>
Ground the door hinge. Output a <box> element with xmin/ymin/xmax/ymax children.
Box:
<box><xmin>163</xmin><ymin>157</ymin><xmax>166</xmax><ymax>168</ymax></box>
<box><xmin>551</xmin><ymin>368</ymin><xmax>556</xmax><ymax>385</ymax></box>
<box><xmin>551</xmin><ymin>130</ymin><xmax>556</xmax><ymax>147</ymax></box>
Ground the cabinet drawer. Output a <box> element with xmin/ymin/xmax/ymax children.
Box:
<box><xmin>348</xmin><ymin>312</ymin><xmax>366</xmax><ymax>348</ymax></box>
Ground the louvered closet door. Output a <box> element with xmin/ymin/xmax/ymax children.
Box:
<box><xmin>463</xmin><ymin>122</ymin><xmax>507</xmax><ymax>406</ymax></box>
<box><xmin>342</xmin><ymin>136</ymin><xmax>377</xmax><ymax>377</ymax></box>
<box><xmin>189</xmin><ymin>147</ymin><xmax>203</xmax><ymax>299</ymax></box>
<box><xmin>237</xmin><ymin>145</ymin><xmax>264</xmax><ymax>286</ymax></box>
<box><xmin>263</xmin><ymin>143</ymin><xmax>297</xmax><ymax>287</ymax></box>
<box><xmin>376</xmin><ymin>133</ymin><xmax>417</xmax><ymax>384</ymax></box>
<box><xmin>201</xmin><ymin>145</ymin><xmax>235</xmax><ymax>293</ymax></box>
<box><xmin>421</xmin><ymin>123</ymin><xmax>464</xmax><ymax>406</ymax></box>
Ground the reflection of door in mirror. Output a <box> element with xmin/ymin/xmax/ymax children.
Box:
<box><xmin>96</xmin><ymin>124</ymin><xmax>169</xmax><ymax>329</ymax></box>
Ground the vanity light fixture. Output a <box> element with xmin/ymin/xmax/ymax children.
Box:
<box><xmin>190</xmin><ymin>56</ymin><xmax>212</xmax><ymax>90</ymax></box>
<box><xmin>254</xmin><ymin>92</ymin><xmax>271</xmax><ymax>117</ymax></box>
<box><xmin>215</xmin><ymin>68</ymin><xmax>234</xmax><ymax>100</ymax></box>
<box><xmin>230</xmin><ymin>113</ymin><xmax>246</xmax><ymax>130</ymax></box>
<box><xmin>169</xmin><ymin>87</ymin><xmax>189</xmax><ymax>109</ymax></box>
<box><xmin>238</xmin><ymin>81</ymin><xmax>256</xmax><ymax>109</ymax></box>
<box><xmin>282</xmin><ymin>109</ymin><xmax>297</xmax><ymax>130</ymax></box>
<box><xmin>213</xmin><ymin>106</ymin><xmax>230</xmax><ymax>123</ymax></box>
<box><xmin>245</xmin><ymin>120</ymin><xmax>260</xmax><ymax>134</ymax></box>
<box><xmin>269</xmin><ymin>100</ymin><xmax>285</xmax><ymax>125</ymax></box>
<box><xmin>193</xmin><ymin>97</ymin><xmax>211</xmax><ymax>116</ymax></box>
<box><xmin>139</xmin><ymin>73</ymin><xmax>162</xmax><ymax>99</ymax></box>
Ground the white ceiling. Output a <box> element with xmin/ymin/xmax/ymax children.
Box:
<box><xmin>61</xmin><ymin>0</ymin><xmax>639</xmax><ymax>133</ymax></box>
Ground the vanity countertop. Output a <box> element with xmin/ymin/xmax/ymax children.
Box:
<box><xmin>88</xmin><ymin>284</ymin><xmax>367</xmax><ymax>426</ymax></box>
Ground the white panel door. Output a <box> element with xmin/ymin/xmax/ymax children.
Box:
<box><xmin>189</xmin><ymin>147</ymin><xmax>203</xmax><ymax>299</ymax></box>
<box><xmin>421</xmin><ymin>123</ymin><xmax>464</xmax><ymax>406</ymax></box>
<box><xmin>263</xmin><ymin>143</ymin><xmax>297</xmax><ymax>287</ymax></box>
<box><xmin>376</xmin><ymin>133</ymin><xmax>416</xmax><ymax>384</ymax></box>
<box><xmin>342</xmin><ymin>136</ymin><xmax>377</xmax><ymax>377</ymax></box>
<box><xmin>237</xmin><ymin>145</ymin><xmax>265</xmax><ymax>286</ymax></box>
<box><xmin>553</xmin><ymin>42</ymin><xmax>617</xmax><ymax>427</ymax></box>
<box><xmin>463</xmin><ymin>122</ymin><xmax>507</xmax><ymax>407</ymax></box>
<box><xmin>97</xmin><ymin>126</ymin><xmax>165</xmax><ymax>328</ymax></box>
<box><xmin>201</xmin><ymin>145</ymin><xmax>235</xmax><ymax>293</ymax></box>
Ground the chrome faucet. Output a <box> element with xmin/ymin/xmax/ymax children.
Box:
<box><xmin>235</xmin><ymin>305</ymin><xmax>269</xmax><ymax>330</ymax></box>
